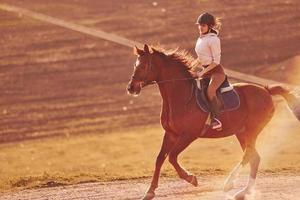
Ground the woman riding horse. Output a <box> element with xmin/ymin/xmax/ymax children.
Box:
<box><xmin>127</xmin><ymin>13</ymin><xmax>300</xmax><ymax>200</ymax></box>
<box><xmin>195</xmin><ymin>12</ymin><xmax>225</xmax><ymax>131</ymax></box>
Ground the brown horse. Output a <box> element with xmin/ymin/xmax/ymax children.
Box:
<box><xmin>127</xmin><ymin>44</ymin><xmax>300</xmax><ymax>200</ymax></box>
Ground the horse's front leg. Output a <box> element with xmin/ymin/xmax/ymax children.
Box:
<box><xmin>168</xmin><ymin>133</ymin><xmax>198</xmax><ymax>186</ymax></box>
<box><xmin>143</xmin><ymin>133</ymin><xmax>176</xmax><ymax>200</ymax></box>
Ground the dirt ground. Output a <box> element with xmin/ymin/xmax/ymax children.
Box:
<box><xmin>1</xmin><ymin>1</ymin><xmax>300</xmax><ymax>199</ymax></box>
<box><xmin>1</xmin><ymin>174</ymin><xmax>299</xmax><ymax>200</ymax></box>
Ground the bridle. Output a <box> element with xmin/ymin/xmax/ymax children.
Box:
<box><xmin>131</xmin><ymin>54</ymin><xmax>197</xmax><ymax>87</ymax></box>
<box><xmin>131</xmin><ymin>54</ymin><xmax>154</xmax><ymax>86</ymax></box>
<box><xmin>130</xmin><ymin>53</ymin><xmax>197</xmax><ymax>107</ymax></box>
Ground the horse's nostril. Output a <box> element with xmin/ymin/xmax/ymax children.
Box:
<box><xmin>127</xmin><ymin>84</ymin><xmax>134</xmax><ymax>92</ymax></box>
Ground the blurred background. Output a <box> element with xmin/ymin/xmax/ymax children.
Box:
<box><xmin>0</xmin><ymin>0</ymin><xmax>299</xmax><ymax>193</ymax></box>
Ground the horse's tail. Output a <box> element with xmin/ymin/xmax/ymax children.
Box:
<box><xmin>265</xmin><ymin>85</ymin><xmax>300</xmax><ymax>121</ymax></box>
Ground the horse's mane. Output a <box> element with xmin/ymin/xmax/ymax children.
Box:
<box><xmin>151</xmin><ymin>45</ymin><xmax>198</xmax><ymax>78</ymax></box>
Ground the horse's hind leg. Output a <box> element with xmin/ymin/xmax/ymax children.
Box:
<box><xmin>223</xmin><ymin>162</ymin><xmax>242</xmax><ymax>192</ymax></box>
<box><xmin>223</xmin><ymin>133</ymin><xmax>246</xmax><ymax>192</ymax></box>
<box><xmin>232</xmin><ymin>135</ymin><xmax>261</xmax><ymax>200</ymax></box>
<box><xmin>168</xmin><ymin>133</ymin><xmax>198</xmax><ymax>186</ymax></box>
<box><xmin>224</xmin><ymin>131</ymin><xmax>261</xmax><ymax>193</ymax></box>
<box><xmin>143</xmin><ymin>132</ymin><xmax>176</xmax><ymax>200</ymax></box>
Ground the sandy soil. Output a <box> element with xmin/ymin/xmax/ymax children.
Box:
<box><xmin>0</xmin><ymin>1</ymin><xmax>300</xmax><ymax>199</ymax></box>
<box><xmin>1</xmin><ymin>174</ymin><xmax>299</xmax><ymax>200</ymax></box>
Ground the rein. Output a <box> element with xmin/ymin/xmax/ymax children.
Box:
<box><xmin>131</xmin><ymin>52</ymin><xmax>197</xmax><ymax>110</ymax></box>
<box><xmin>132</xmin><ymin>53</ymin><xmax>198</xmax><ymax>87</ymax></box>
<box><xmin>146</xmin><ymin>77</ymin><xmax>197</xmax><ymax>86</ymax></box>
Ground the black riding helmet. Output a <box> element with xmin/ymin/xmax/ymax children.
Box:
<box><xmin>195</xmin><ymin>12</ymin><xmax>216</xmax><ymax>28</ymax></box>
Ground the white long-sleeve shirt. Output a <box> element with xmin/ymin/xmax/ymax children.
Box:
<box><xmin>195</xmin><ymin>33</ymin><xmax>221</xmax><ymax>66</ymax></box>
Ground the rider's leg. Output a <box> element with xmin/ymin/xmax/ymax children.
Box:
<box><xmin>207</xmin><ymin>73</ymin><xmax>226</xmax><ymax>130</ymax></box>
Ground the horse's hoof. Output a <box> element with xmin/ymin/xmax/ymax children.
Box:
<box><xmin>225</xmin><ymin>195</ymin><xmax>234</xmax><ymax>200</ymax></box>
<box><xmin>142</xmin><ymin>192</ymin><xmax>155</xmax><ymax>200</ymax></box>
<box><xmin>232</xmin><ymin>187</ymin><xmax>252</xmax><ymax>200</ymax></box>
<box><xmin>232</xmin><ymin>195</ymin><xmax>245</xmax><ymax>200</ymax></box>
<box><xmin>223</xmin><ymin>181</ymin><xmax>234</xmax><ymax>192</ymax></box>
<box><xmin>188</xmin><ymin>175</ymin><xmax>198</xmax><ymax>187</ymax></box>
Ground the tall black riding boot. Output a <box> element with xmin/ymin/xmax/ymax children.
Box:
<box><xmin>208</xmin><ymin>97</ymin><xmax>222</xmax><ymax>130</ymax></box>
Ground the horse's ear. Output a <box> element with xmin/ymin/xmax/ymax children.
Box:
<box><xmin>144</xmin><ymin>44</ymin><xmax>150</xmax><ymax>54</ymax></box>
<box><xmin>133</xmin><ymin>45</ymin><xmax>144</xmax><ymax>56</ymax></box>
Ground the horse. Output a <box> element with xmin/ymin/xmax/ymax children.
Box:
<box><xmin>126</xmin><ymin>44</ymin><xmax>300</xmax><ymax>200</ymax></box>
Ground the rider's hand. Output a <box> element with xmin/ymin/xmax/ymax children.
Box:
<box><xmin>197</xmin><ymin>70</ymin><xmax>205</xmax><ymax>78</ymax></box>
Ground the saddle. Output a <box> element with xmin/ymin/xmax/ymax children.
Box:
<box><xmin>195</xmin><ymin>76</ymin><xmax>240</xmax><ymax>113</ymax></box>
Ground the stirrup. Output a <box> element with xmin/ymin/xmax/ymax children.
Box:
<box><xmin>211</xmin><ymin>118</ymin><xmax>222</xmax><ymax>131</ymax></box>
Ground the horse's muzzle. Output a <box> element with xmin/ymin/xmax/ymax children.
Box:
<box><xmin>127</xmin><ymin>80</ymin><xmax>141</xmax><ymax>95</ymax></box>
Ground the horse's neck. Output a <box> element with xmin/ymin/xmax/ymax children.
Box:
<box><xmin>157</xmin><ymin>67</ymin><xmax>194</xmax><ymax>107</ymax></box>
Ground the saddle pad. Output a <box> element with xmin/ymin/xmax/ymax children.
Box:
<box><xmin>195</xmin><ymin>79</ymin><xmax>240</xmax><ymax>113</ymax></box>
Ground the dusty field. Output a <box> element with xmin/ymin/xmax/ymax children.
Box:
<box><xmin>0</xmin><ymin>1</ymin><xmax>300</xmax><ymax>199</ymax></box>
<box><xmin>1</xmin><ymin>175</ymin><xmax>300</xmax><ymax>200</ymax></box>
<box><xmin>0</xmin><ymin>102</ymin><xmax>300</xmax><ymax>199</ymax></box>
